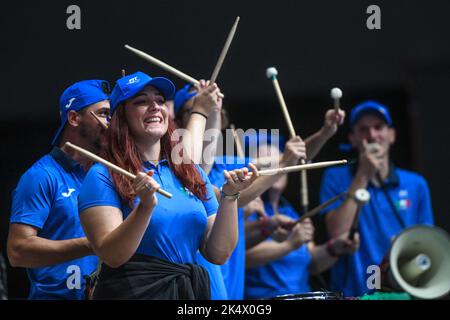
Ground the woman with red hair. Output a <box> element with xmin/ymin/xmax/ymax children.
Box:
<box><xmin>78</xmin><ymin>71</ymin><xmax>257</xmax><ymax>299</ymax></box>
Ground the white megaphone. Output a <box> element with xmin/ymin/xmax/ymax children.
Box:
<box><xmin>380</xmin><ymin>225</ymin><xmax>450</xmax><ymax>299</ymax></box>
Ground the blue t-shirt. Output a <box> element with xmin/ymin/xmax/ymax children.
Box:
<box><xmin>208</xmin><ymin>155</ymin><xmax>251</xmax><ymax>300</ymax></box>
<box><xmin>10</xmin><ymin>148</ymin><xmax>98</xmax><ymax>300</ymax></box>
<box><xmin>245</xmin><ymin>199</ymin><xmax>312</xmax><ymax>299</ymax></box>
<box><xmin>78</xmin><ymin>160</ymin><xmax>218</xmax><ymax>264</ymax></box>
<box><xmin>319</xmin><ymin>164</ymin><xmax>434</xmax><ymax>297</ymax></box>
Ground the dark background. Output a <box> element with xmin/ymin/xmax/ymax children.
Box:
<box><xmin>1</xmin><ymin>0</ymin><xmax>449</xmax><ymax>298</ymax></box>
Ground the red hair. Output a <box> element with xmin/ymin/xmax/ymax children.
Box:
<box><xmin>101</xmin><ymin>103</ymin><xmax>208</xmax><ymax>207</ymax></box>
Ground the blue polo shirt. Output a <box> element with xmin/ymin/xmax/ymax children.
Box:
<box><xmin>78</xmin><ymin>161</ymin><xmax>218</xmax><ymax>264</ymax></box>
<box><xmin>195</xmin><ymin>252</ymin><xmax>228</xmax><ymax>300</ymax></box>
<box><xmin>10</xmin><ymin>147</ymin><xmax>98</xmax><ymax>300</ymax></box>
<box><xmin>245</xmin><ymin>198</ymin><xmax>312</xmax><ymax>299</ymax></box>
<box><xmin>206</xmin><ymin>155</ymin><xmax>251</xmax><ymax>300</ymax></box>
<box><xmin>319</xmin><ymin>163</ymin><xmax>434</xmax><ymax>297</ymax></box>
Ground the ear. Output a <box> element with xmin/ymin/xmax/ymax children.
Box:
<box><xmin>67</xmin><ymin>110</ymin><xmax>82</xmax><ymax>127</ymax></box>
<box><xmin>388</xmin><ymin>127</ymin><xmax>396</xmax><ymax>144</ymax></box>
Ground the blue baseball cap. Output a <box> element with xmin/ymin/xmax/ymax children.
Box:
<box><xmin>109</xmin><ymin>71</ymin><xmax>175</xmax><ymax>115</ymax></box>
<box><xmin>174</xmin><ymin>84</ymin><xmax>197</xmax><ymax>114</ymax></box>
<box><xmin>349</xmin><ymin>100</ymin><xmax>393</xmax><ymax>128</ymax></box>
<box><xmin>52</xmin><ymin>79</ymin><xmax>110</xmax><ymax>146</ymax></box>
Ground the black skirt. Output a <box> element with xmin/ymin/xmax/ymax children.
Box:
<box><xmin>93</xmin><ymin>254</ymin><xmax>211</xmax><ymax>300</ymax></box>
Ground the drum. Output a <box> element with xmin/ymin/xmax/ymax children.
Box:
<box><xmin>269</xmin><ymin>291</ymin><xmax>344</xmax><ymax>300</ymax></box>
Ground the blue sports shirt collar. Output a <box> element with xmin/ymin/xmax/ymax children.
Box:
<box><xmin>50</xmin><ymin>147</ymin><xmax>80</xmax><ymax>172</ymax></box>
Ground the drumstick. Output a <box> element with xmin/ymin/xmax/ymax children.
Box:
<box><xmin>64</xmin><ymin>142</ymin><xmax>173</xmax><ymax>199</ymax></box>
<box><xmin>266</xmin><ymin>67</ymin><xmax>296</xmax><ymax>138</ymax></box>
<box><xmin>230</xmin><ymin>124</ymin><xmax>245</xmax><ymax>158</ymax></box>
<box><xmin>300</xmin><ymin>164</ymin><xmax>308</xmax><ymax>212</ymax></box>
<box><xmin>121</xmin><ymin>69</ymin><xmax>126</xmax><ymax>77</ymax></box>
<box><xmin>124</xmin><ymin>44</ymin><xmax>224</xmax><ymax>98</ymax></box>
<box><xmin>266</xmin><ymin>66</ymin><xmax>309</xmax><ymax>212</ymax></box>
<box><xmin>209</xmin><ymin>16</ymin><xmax>240</xmax><ymax>84</ymax></box>
<box><xmin>90</xmin><ymin>111</ymin><xmax>109</xmax><ymax>130</ymax></box>
<box><xmin>330</xmin><ymin>87</ymin><xmax>343</xmax><ymax>113</ymax></box>
<box><xmin>348</xmin><ymin>189</ymin><xmax>370</xmax><ymax>240</ymax></box>
<box><xmin>294</xmin><ymin>191</ymin><xmax>348</xmax><ymax>224</ymax></box>
<box><xmin>256</xmin><ymin>160</ymin><xmax>347</xmax><ymax>176</ymax></box>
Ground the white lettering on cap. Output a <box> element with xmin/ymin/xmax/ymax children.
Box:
<box><xmin>127</xmin><ymin>76</ymin><xmax>140</xmax><ymax>85</ymax></box>
<box><xmin>65</xmin><ymin>97</ymin><xmax>76</xmax><ymax>109</ymax></box>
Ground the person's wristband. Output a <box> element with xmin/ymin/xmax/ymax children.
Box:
<box><xmin>220</xmin><ymin>188</ymin><xmax>240</xmax><ymax>201</ymax></box>
<box><xmin>326</xmin><ymin>239</ymin><xmax>340</xmax><ymax>257</ymax></box>
<box><xmin>191</xmin><ymin>111</ymin><xmax>208</xmax><ymax>119</ymax></box>
<box><xmin>260</xmin><ymin>216</ymin><xmax>271</xmax><ymax>238</ymax></box>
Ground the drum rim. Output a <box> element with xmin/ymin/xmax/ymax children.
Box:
<box><xmin>268</xmin><ymin>291</ymin><xmax>344</xmax><ymax>300</ymax></box>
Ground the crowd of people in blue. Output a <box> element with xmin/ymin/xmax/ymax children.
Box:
<box><xmin>4</xmin><ymin>70</ymin><xmax>434</xmax><ymax>300</ymax></box>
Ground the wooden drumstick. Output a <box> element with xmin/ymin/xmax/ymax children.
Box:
<box><xmin>331</xmin><ymin>87</ymin><xmax>343</xmax><ymax>113</ymax></box>
<box><xmin>300</xmin><ymin>164</ymin><xmax>308</xmax><ymax>212</ymax></box>
<box><xmin>64</xmin><ymin>142</ymin><xmax>173</xmax><ymax>199</ymax></box>
<box><xmin>294</xmin><ymin>191</ymin><xmax>348</xmax><ymax>225</ymax></box>
<box><xmin>256</xmin><ymin>160</ymin><xmax>347</xmax><ymax>176</ymax></box>
<box><xmin>266</xmin><ymin>67</ymin><xmax>296</xmax><ymax>139</ymax></box>
<box><xmin>210</xmin><ymin>16</ymin><xmax>240</xmax><ymax>84</ymax></box>
<box><xmin>90</xmin><ymin>111</ymin><xmax>109</xmax><ymax>130</ymax></box>
<box><xmin>124</xmin><ymin>44</ymin><xmax>224</xmax><ymax>98</ymax></box>
<box><xmin>266</xmin><ymin>66</ymin><xmax>309</xmax><ymax>212</ymax></box>
<box><xmin>348</xmin><ymin>189</ymin><xmax>371</xmax><ymax>240</ymax></box>
<box><xmin>230</xmin><ymin>123</ymin><xmax>245</xmax><ymax>158</ymax></box>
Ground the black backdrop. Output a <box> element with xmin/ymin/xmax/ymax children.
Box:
<box><xmin>1</xmin><ymin>0</ymin><xmax>449</xmax><ymax>298</ymax></box>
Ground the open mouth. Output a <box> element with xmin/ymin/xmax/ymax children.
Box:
<box><xmin>143</xmin><ymin>116</ymin><xmax>163</xmax><ymax>124</ymax></box>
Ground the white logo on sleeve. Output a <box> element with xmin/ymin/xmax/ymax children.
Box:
<box><xmin>399</xmin><ymin>190</ymin><xmax>408</xmax><ymax>197</ymax></box>
<box><xmin>65</xmin><ymin>98</ymin><xmax>76</xmax><ymax>109</ymax></box>
<box><xmin>62</xmin><ymin>188</ymin><xmax>76</xmax><ymax>197</ymax></box>
<box><xmin>66</xmin><ymin>265</ymin><xmax>81</xmax><ymax>290</ymax></box>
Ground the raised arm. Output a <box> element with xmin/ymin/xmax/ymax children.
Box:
<box><xmin>325</xmin><ymin>141</ymin><xmax>379</xmax><ymax>238</ymax></box>
<box><xmin>200</xmin><ymin>92</ymin><xmax>223</xmax><ymax>174</ymax></box>
<box><xmin>304</xmin><ymin>108</ymin><xmax>345</xmax><ymax>160</ymax></box>
<box><xmin>183</xmin><ymin>82</ymin><xmax>221</xmax><ymax>166</ymax></box>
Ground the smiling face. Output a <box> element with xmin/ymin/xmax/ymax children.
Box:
<box><xmin>124</xmin><ymin>85</ymin><xmax>169</xmax><ymax>142</ymax></box>
<box><xmin>349</xmin><ymin>113</ymin><xmax>396</xmax><ymax>157</ymax></box>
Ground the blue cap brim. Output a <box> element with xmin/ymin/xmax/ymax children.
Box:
<box><xmin>146</xmin><ymin>77</ymin><xmax>176</xmax><ymax>100</ymax></box>
<box><xmin>351</xmin><ymin>108</ymin><xmax>392</xmax><ymax>127</ymax></box>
